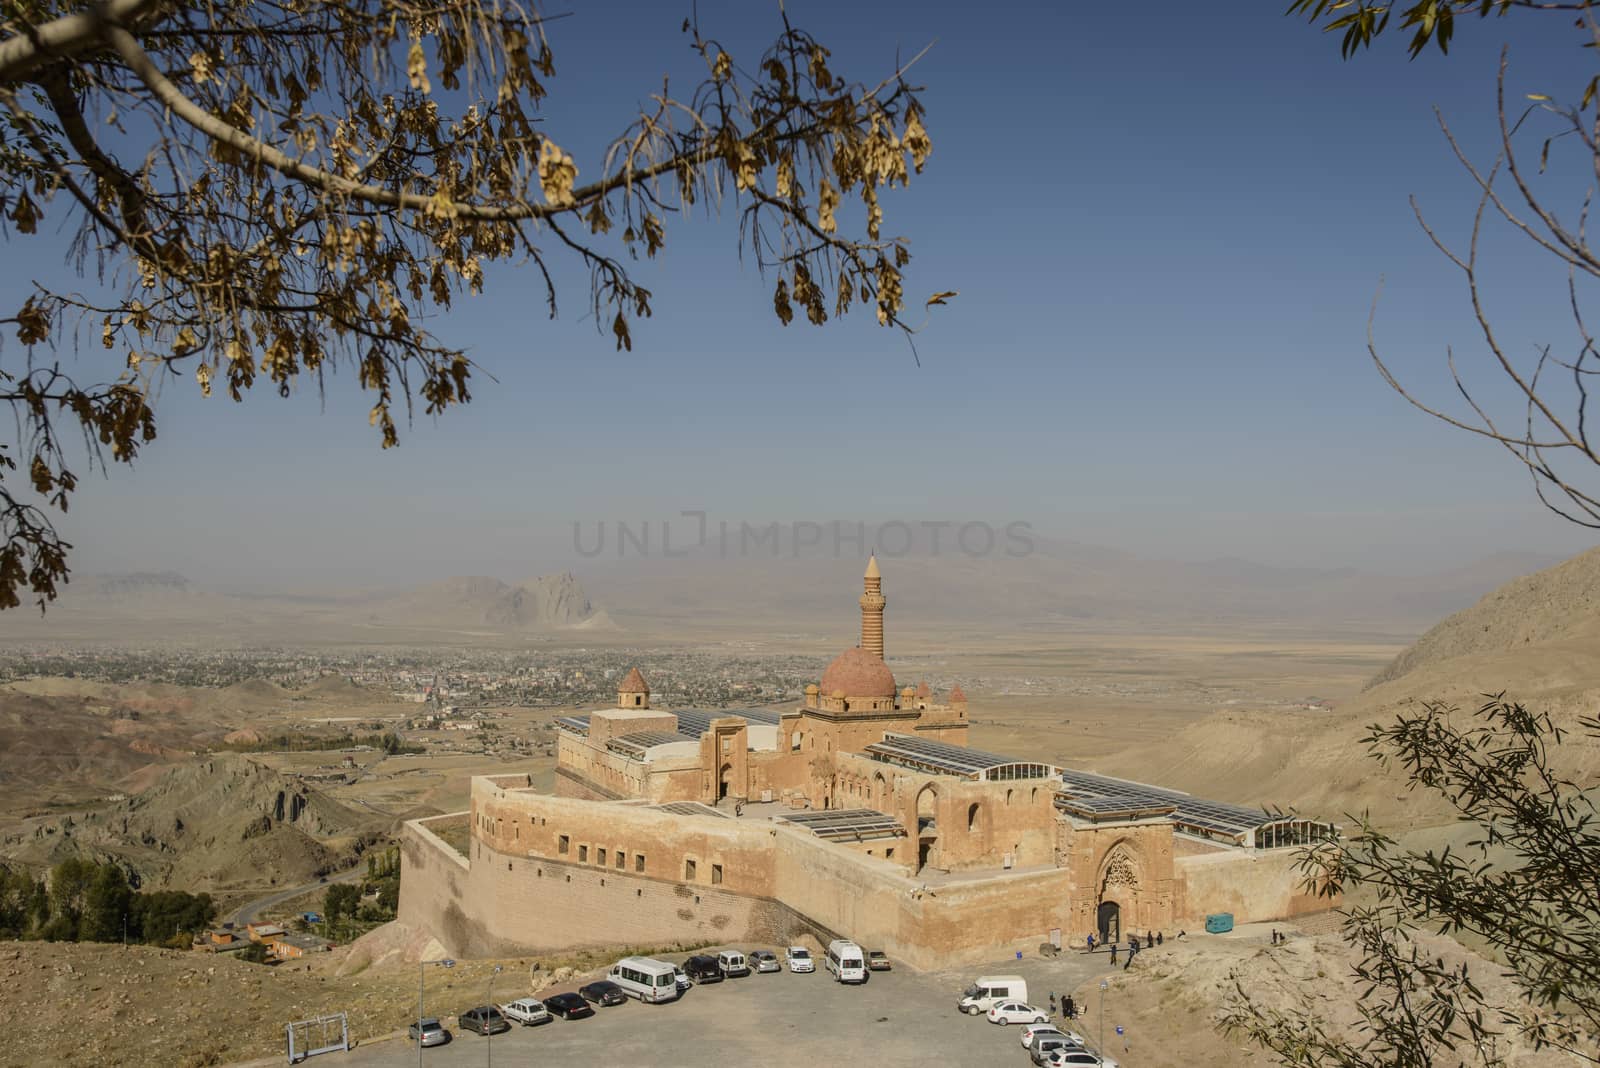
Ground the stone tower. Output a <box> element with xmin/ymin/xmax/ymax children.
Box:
<box><xmin>859</xmin><ymin>554</ymin><xmax>886</xmax><ymax>659</ymax></box>
<box><xmin>617</xmin><ymin>666</ymin><xmax>650</xmax><ymax>709</ymax></box>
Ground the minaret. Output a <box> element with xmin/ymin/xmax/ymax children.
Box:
<box><xmin>859</xmin><ymin>554</ymin><xmax>886</xmax><ymax>659</ymax></box>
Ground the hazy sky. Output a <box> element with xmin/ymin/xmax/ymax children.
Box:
<box><xmin>10</xmin><ymin>0</ymin><xmax>1600</xmax><ymax>589</ymax></box>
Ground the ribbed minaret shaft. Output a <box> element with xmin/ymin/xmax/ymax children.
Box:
<box><xmin>859</xmin><ymin>554</ymin><xmax>886</xmax><ymax>659</ymax></box>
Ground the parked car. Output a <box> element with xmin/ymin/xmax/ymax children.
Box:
<box><xmin>717</xmin><ymin>950</ymin><xmax>751</xmax><ymax>978</ymax></box>
<box><xmin>1032</xmin><ymin>1034</ymin><xmax>1089</xmax><ymax>1065</ymax></box>
<box><xmin>683</xmin><ymin>955</ymin><xmax>724</xmax><ymax>984</ymax></box>
<box><xmin>1022</xmin><ymin>1025</ymin><xmax>1084</xmax><ymax>1050</ymax></box>
<box><xmin>501</xmin><ymin>998</ymin><xmax>551</xmax><ymax>1026</ymax></box>
<box><xmin>544</xmin><ymin>993</ymin><xmax>596</xmax><ymax>1020</ymax></box>
<box><xmin>457</xmin><ymin>1006</ymin><xmax>511</xmax><ymax>1036</ymax></box>
<box><xmin>408</xmin><ymin>1018</ymin><xmax>450</xmax><ymax>1047</ymax></box>
<box><xmin>987</xmin><ymin>1000</ymin><xmax>1050</xmax><ymax>1026</ymax></box>
<box><xmin>867</xmin><ymin>950</ymin><xmax>891</xmax><ymax>971</ymax></box>
<box><xmin>749</xmin><ymin>950</ymin><xmax>781</xmax><ymax>973</ymax></box>
<box><xmin>674</xmin><ymin>967</ymin><xmax>692</xmax><ymax>994</ymax></box>
<box><xmin>1043</xmin><ymin>1050</ymin><xmax>1118</xmax><ymax>1068</ymax></box>
<box><xmin>785</xmin><ymin>946</ymin><xmax>815</xmax><ymax>973</ymax></box>
<box><xmin>579</xmin><ymin>980</ymin><xmax>628</xmax><ymax>1007</ymax></box>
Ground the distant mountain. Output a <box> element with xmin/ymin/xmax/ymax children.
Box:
<box><xmin>0</xmin><ymin>543</ymin><xmax>1561</xmax><ymax>645</ymax></box>
<box><xmin>353</xmin><ymin>571</ymin><xmax>613</xmax><ymax>630</ymax></box>
<box><xmin>0</xmin><ymin>569</ymin><xmax>611</xmax><ymax>642</ymax></box>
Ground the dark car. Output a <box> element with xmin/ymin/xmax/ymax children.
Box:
<box><xmin>457</xmin><ymin>1006</ymin><xmax>511</xmax><ymax>1036</ymax></box>
<box><xmin>683</xmin><ymin>955</ymin><xmax>724</xmax><ymax>984</ymax></box>
<box><xmin>867</xmin><ymin>950</ymin><xmax>892</xmax><ymax>971</ymax></box>
<box><xmin>545</xmin><ymin>992</ymin><xmax>596</xmax><ymax>1020</ymax></box>
<box><xmin>579</xmin><ymin>980</ymin><xmax>628</xmax><ymax>1007</ymax></box>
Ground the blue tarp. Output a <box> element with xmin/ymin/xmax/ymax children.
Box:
<box><xmin>1204</xmin><ymin>912</ymin><xmax>1234</xmax><ymax>934</ymax></box>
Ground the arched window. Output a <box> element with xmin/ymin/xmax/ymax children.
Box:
<box><xmin>1005</xmin><ymin>789</ymin><xmax>1014</xmax><ymax>806</ymax></box>
<box><xmin>967</xmin><ymin>802</ymin><xmax>981</xmax><ymax>832</ymax></box>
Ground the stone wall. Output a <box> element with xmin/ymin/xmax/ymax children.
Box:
<box><xmin>1172</xmin><ymin>848</ymin><xmax>1326</xmax><ymax>927</ymax></box>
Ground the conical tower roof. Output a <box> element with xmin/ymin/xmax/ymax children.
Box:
<box><xmin>618</xmin><ymin>666</ymin><xmax>650</xmax><ymax>694</ymax></box>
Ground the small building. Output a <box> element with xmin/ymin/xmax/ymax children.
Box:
<box><xmin>271</xmin><ymin>933</ymin><xmax>332</xmax><ymax>960</ymax></box>
<box><xmin>246</xmin><ymin>923</ymin><xmax>286</xmax><ymax>945</ymax></box>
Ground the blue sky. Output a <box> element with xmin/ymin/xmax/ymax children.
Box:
<box><xmin>10</xmin><ymin>0</ymin><xmax>1600</xmax><ymax>587</ymax></box>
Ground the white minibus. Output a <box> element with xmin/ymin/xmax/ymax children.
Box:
<box><xmin>608</xmin><ymin>956</ymin><xmax>682</xmax><ymax>1003</ymax></box>
<box><xmin>825</xmin><ymin>939</ymin><xmax>867</xmax><ymax>984</ymax></box>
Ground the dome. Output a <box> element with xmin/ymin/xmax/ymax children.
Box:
<box><xmin>820</xmin><ymin>647</ymin><xmax>896</xmax><ymax>698</ymax></box>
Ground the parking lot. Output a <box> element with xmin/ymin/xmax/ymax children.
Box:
<box><xmin>325</xmin><ymin>947</ymin><xmax>1124</xmax><ymax>1067</ymax></box>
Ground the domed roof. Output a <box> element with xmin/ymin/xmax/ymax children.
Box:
<box><xmin>820</xmin><ymin>647</ymin><xmax>896</xmax><ymax>699</ymax></box>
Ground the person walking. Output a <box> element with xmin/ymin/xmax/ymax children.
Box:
<box><xmin>1087</xmin><ymin>933</ymin><xmax>1095</xmax><ymax>953</ymax></box>
<box><xmin>1064</xmin><ymin>995</ymin><xmax>1075</xmax><ymax>1021</ymax></box>
<box><xmin>1156</xmin><ymin>931</ymin><xmax>1163</xmax><ymax>946</ymax></box>
<box><xmin>1109</xmin><ymin>942</ymin><xmax>1117</xmax><ymax>965</ymax></box>
<box><xmin>1146</xmin><ymin>932</ymin><xmax>1154</xmax><ymax>949</ymax></box>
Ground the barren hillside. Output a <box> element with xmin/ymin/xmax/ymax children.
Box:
<box><xmin>1091</xmin><ymin>547</ymin><xmax>1600</xmax><ymax>830</ymax></box>
<box><xmin>1369</xmin><ymin>543</ymin><xmax>1600</xmax><ymax>689</ymax></box>
<box><xmin>0</xmin><ymin>755</ymin><xmax>386</xmax><ymax>889</ymax></box>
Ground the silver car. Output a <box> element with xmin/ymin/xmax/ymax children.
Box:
<box><xmin>749</xmin><ymin>950</ymin><xmax>781</xmax><ymax>973</ymax></box>
<box><xmin>409</xmin><ymin>1018</ymin><xmax>450</xmax><ymax>1048</ymax></box>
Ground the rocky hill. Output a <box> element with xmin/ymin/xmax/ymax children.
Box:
<box><xmin>1</xmin><ymin>755</ymin><xmax>384</xmax><ymax>890</ymax></box>
<box><xmin>368</xmin><ymin>571</ymin><xmax>612</xmax><ymax>630</ymax></box>
<box><xmin>1367</xmin><ymin>544</ymin><xmax>1600</xmax><ymax>689</ymax></box>
<box><xmin>1095</xmin><ymin>545</ymin><xmax>1600</xmax><ymax>831</ymax></box>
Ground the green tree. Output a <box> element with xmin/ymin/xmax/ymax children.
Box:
<box><xmin>1224</xmin><ymin>8</ymin><xmax>1600</xmax><ymax>1065</ymax></box>
<box><xmin>0</xmin><ymin>2</ymin><xmax>944</xmax><ymax>610</ymax></box>
<box><xmin>323</xmin><ymin>882</ymin><xmax>361</xmax><ymax>921</ymax></box>
<box><xmin>79</xmin><ymin>864</ymin><xmax>131</xmax><ymax>943</ymax></box>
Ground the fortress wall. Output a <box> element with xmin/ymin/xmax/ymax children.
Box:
<box><xmin>398</xmin><ymin>815</ymin><xmax>499</xmax><ymax>958</ymax></box>
<box><xmin>1173</xmin><ymin>849</ymin><xmax>1325</xmax><ymax>927</ymax></box>
<box><xmin>902</xmin><ymin>867</ymin><xmax>1075</xmax><ymax>966</ymax></box>
<box><xmin>471</xmin><ymin>782</ymin><xmax>780</xmax><ymax>894</ymax></box>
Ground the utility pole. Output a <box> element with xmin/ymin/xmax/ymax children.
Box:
<box><xmin>486</xmin><ymin>964</ymin><xmax>503</xmax><ymax>1068</ymax></box>
<box><xmin>417</xmin><ymin>957</ymin><xmax>454</xmax><ymax>1068</ymax></box>
<box><xmin>1099</xmin><ymin>978</ymin><xmax>1109</xmax><ymax>1063</ymax></box>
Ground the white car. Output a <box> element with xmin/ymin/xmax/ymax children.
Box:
<box><xmin>785</xmin><ymin>946</ymin><xmax>815</xmax><ymax>973</ymax></box>
<box><xmin>1022</xmin><ymin>1024</ymin><xmax>1086</xmax><ymax>1049</ymax></box>
<box><xmin>988</xmin><ymin>1000</ymin><xmax>1050</xmax><ymax>1026</ymax></box>
<box><xmin>500</xmin><ymin>998</ymin><xmax>551</xmax><ymax>1026</ymax></box>
<box><xmin>1044</xmin><ymin>1050</ymin><xmax>1118</xmax><ymax>1068</ymax></box>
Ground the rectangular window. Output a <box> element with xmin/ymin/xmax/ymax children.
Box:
<box><xmin>635</xmin><ymin>854</ymin><xmax>645</xmax><ymax>873</ymax></box>
<box><xmin>579</xmin><ymin>845</ymin><xmax>588</xmax><ymax>862</ymax></box>
<box><xmin>597</xmin><ymin>848</ymin><xmax>607</xmax><ymax>866</ymax></box>
<box><xmin>711</xmin><ymin>863</ymin><xmax>723</xmax><ymax>886</ymax></box>
<box><xmin>558</xmin><ymin>835</ymin><xmax>569</xmax><ymax>855</ymax></box>
<box><xmin>615</xmin><ymin>850</ymin><xmax>625</xmax><ymax>870</ymax></box>
<box><xmin>684</xmin><ymin>858</ymin><xmax>696</xmax><ymax>881</ymax></box>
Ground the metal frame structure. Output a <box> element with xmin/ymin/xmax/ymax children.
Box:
<box><xmin>606</xmin><ymin>730</ymin><xmax>686</xmax><ymax>759</ymax></box>
<box><xmin>285</xmin><ymin>1012</ymin><xmax>349</xmax><ymax>1064</ymax></box>
<box><xmin>1057</xmin><ymin>768</ymin><xmax>1335</xmax><ymax>847</ymax></box>
<box><xmin>863</xmin><ymin>733</ymin><xmax>1058</xmax><ymax>781</ymax></box>
<box><xmin>552</xmin><ymin>715</ymin><xmax>590</xmax><ymax>737</ymax></box>
<box><xmin>653</xmin><ymin>801</ymin><xmax>728</xmax><ymax>818</ymax></box>
<box><xmin>778</xmin><ymin>808</ymin><xmax>906</xmax><ymax>842</ymax></box>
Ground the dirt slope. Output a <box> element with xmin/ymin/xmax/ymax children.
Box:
<box><xmin>1092</xmin><ymin>547</ymin><xmax>1600</xmax><ymax>830</ymax></box>
<box><xmin>1</xmin><ymin>755</ymin><xmax>385</xmax><ymax>889</ymax></box>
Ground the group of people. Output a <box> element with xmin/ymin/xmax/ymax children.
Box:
<box><xmin>1084</xmin><ymin>929</ymin><xmax>1167</xmax><ymax>968</ymax></box>
<box><xmin>1047</xmin><ymin>992</ymin><xmax>1077</xmax><ymax>1019</ymax></box>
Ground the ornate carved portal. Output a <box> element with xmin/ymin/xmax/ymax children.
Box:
<box><xmin>1097</xmin><ymin>845</ymin><xmax>1142</xmax><ymax>941</ymax></box>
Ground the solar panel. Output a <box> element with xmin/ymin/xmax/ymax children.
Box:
<box><xmin>672</xmin><ymin>708</ymin><xmax>782</xmax><ymax>739</ymax></box>
<box><xmin>864</xmin><ymin>734</ymin><xmax>1057</xmax><ymax>781</ymax></box>
<box><xmin>607</xmin><ymin>731</ymin><xmax>688</xmax><ymax>759</ymax></box>
<box><xmin>1057</xmin><ymin>767</ymin><xmax>1275</xmax><ymax>838</ymax></box>
<box><xmin>553</xmin><ymin>715</ymin><xmax>590</xmax><ymax>737</ymax></box>
<box><xmin>654</xmin><ymin>801</ymin><xmax>728</xmax><ymax>818</ymax></box>
<box><xmin>778</xmin><ymin>808</ymin><xmax>905</xmax><ymax>841</ymax></box>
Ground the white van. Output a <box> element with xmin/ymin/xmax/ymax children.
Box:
<box><xmin>958</xmin><ymin>974</ymin><xmax>1029</xmax><ymax>1015</ymax></box>
<box><xmin>608</xmin><ymin>956</ymin><xmax>682</xmax><ymax>1003</ymax></box>
<box><xmin>825</xmin><ymin>939</ymin><xmax>867</xmax><ymax>984</ymax></box>
<box><xmin>717</xmin><ymin>950</ymin><xmax>750</xmax><ymax>978</ymax></box>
